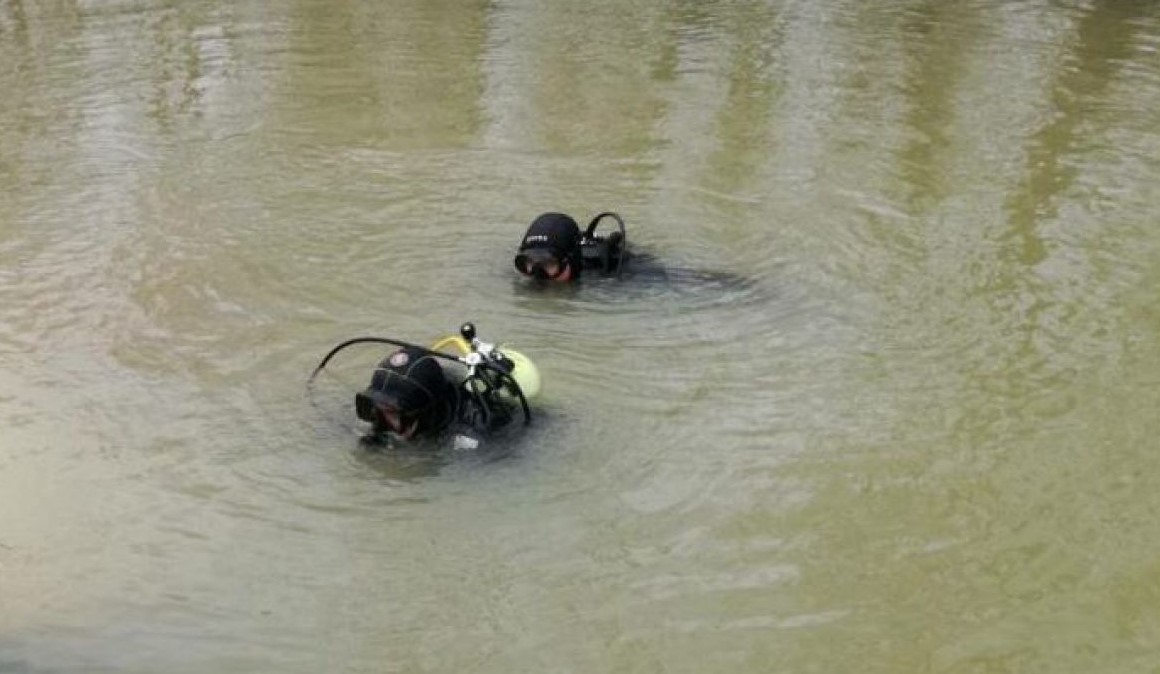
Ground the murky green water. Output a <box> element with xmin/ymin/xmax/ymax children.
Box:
<box><xmin>3</xmin><ymin>0</ymin><xmax>1159</xmax><ymax>672</ymax></box>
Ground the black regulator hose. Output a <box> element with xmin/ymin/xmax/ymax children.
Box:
<box><xmin>478</xmin><ymin>366</ymin><xmax>532</xmax><ymax>427</ymax></box>
<box><xmin>308</xmin><ymin>336</ymin><xmax>462</xmax><ymax>381</ymax></box>
<box><xmin>584</xmin><ymin>211</ymin><xmax>628</xmax><ymax>277</ymax></box>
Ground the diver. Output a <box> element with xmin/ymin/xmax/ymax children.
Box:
<box><xmin>310</xmin><ymin>323</ymin><xmax>538</xmax><ymax>448</ymax></box>
<box><xmin>512</xmin><ymin>210</ymin><xmax>755</xmax><ymax>294</ymax></box>
<box><xmin>513</xmin><ymin>211</ymin><xmax>627</xmax><ymax>282</ymax></box>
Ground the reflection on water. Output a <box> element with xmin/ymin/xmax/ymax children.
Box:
<box><xmin>2</xmin><ymin>0</ymin><xmax>1160</xmax><ymax>672</ymax></box>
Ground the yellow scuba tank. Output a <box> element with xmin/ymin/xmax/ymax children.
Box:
<box><xmin>499</xmin><ymin>348</ymin><xmax>541</xmax><ymax>399</ymax></box>
<box><xmin>430</xmin><ymin>335</ymin><xmax>541</xmax><ymax>399</ymax></box>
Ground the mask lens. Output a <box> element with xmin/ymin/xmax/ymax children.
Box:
<box><xmin>375</xmin><ymin>403</ymin><xmax>417</xmax><ymax>435</ymax></box>
<box><xmin>515</xmin><ymin>250</ymin><xmax>565</xmax><ymax>279</ymax></box>
<box><xmin>356</xmin><ymin>392</ymin><xmax>415</xmax><ymax>433</ymax></box>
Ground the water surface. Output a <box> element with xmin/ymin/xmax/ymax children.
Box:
<box><xmin>2</xmin><ymin>0</ymin><xmax>1159</xmax><ymax>672</ymax></box>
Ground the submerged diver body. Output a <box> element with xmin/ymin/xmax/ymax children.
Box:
<box><xmin>311</xmin><ymin>323</ymin><xmax>537</xmax><ymax>449</ymax></box>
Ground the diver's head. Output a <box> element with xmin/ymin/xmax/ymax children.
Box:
<box><xmin>355</xmin><ymin>347</ymin><xmax>452</xmax><ymax>439</ymax></box>
<box><xmin>513</xmin><ymin>213</ymin><xmax>581</xmax><ymax>282</ymax></box>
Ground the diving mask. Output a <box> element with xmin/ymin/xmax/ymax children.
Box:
<box><xmin>514</xmin><ymin>248</ymin><xmax>571</xmax><ymax>280</ymax></box>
